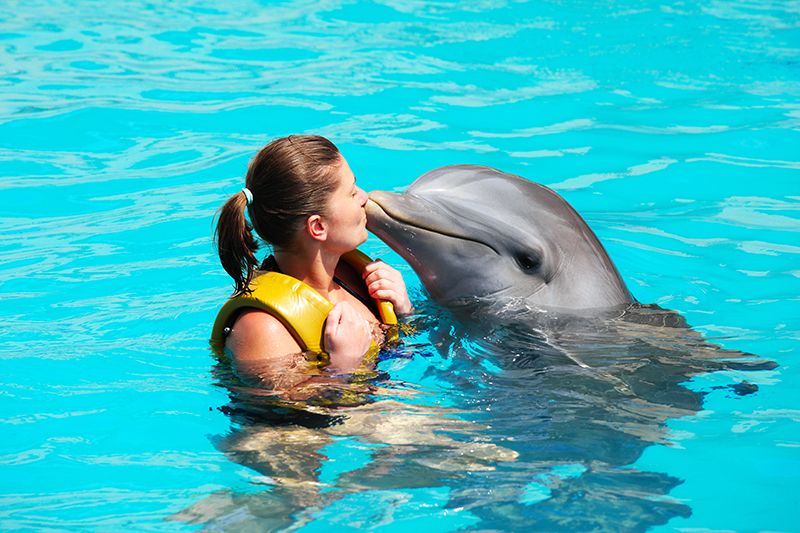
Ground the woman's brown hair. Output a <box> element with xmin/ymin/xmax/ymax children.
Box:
<box><xmin>215</xmin><ymin>135</ymin><xmax>342</xmax><ymax>292</ymax></box>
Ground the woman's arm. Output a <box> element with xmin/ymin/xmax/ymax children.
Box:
<box><xmin>225</xmin><ymin>309</ymin><xmax>314</xmax><ymax>390</ymax></box>
<box><xmin>225</xmin><ymin>303</ymin><xmax>373</xmax><ymax>390</ymax></box>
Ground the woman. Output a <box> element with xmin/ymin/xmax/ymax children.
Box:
<box><xmin>213</xmin><ymin>135</ymin><xmax>412</xmax><ymax>390</ymax></box>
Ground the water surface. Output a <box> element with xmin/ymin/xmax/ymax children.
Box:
<box><xmin>1</xmin><ymin>1</ymin><xmax>799</xmax><ymax>531</ymax></box>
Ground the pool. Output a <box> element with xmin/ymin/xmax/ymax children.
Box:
<box><xmin>1</xmin><ymin>0</ymin><xmax>798</xmax><ymax>531</ymax></box>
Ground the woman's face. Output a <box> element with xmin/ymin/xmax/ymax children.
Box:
<box><xmin>322</xmin><ymin>156</ymin><xmax>369</xmax><ymax>253</ymax></box>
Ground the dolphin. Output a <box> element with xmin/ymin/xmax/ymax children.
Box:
<box><xmin>179</xmin><ymin>171</ymin><xmax>773</xmax><ymax>533</ymax></box>
<box><xmin>366</xmin><ymin>165</ymin><xmax>634</xmax><ymax>312</ymax></box>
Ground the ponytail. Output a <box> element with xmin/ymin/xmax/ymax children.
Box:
<box><xmin>215</xmin><ymin>190</ymin><xmax>260</xmax><ymax>293</ymax></box>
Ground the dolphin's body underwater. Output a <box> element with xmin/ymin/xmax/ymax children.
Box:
<box><xmin>366</xmin><ymin>165</ymin><xmax>634</xmax><ymax>313</ymax></box>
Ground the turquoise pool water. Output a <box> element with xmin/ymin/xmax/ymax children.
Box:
<box><xmin>1</xmin><ymin>0</ymin><xmax>798</xmax><ymax>531</ymax></box>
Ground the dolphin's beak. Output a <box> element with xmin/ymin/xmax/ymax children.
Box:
<box><xmin>367</xmin><ymin>190</ymin><xmax>460</xmax><ymax>236</ymax></box>
<box><xmin>366</xmin><ymin>190</ymin><xmax>501</xmax><ymax>255</ymax></box>
<box><xmin>364</xmin><ymin>197</ymin><xmax>386</xmax><ymax>233</ymax></box>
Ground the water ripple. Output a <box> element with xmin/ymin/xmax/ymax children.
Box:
<box><xmin>1</xmin><ymin>1</ymin><xmax>799</xmax><ymax>532</ymax></box>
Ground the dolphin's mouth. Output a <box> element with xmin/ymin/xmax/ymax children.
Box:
<box><xmin>366</xmin><ymin>192</ymin><xmax>500</xmax><ymax>255</ymax></box>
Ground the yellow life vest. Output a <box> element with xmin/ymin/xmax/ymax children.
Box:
<box><xmin>210</xmin><ymin>249</ymin><xmax>397</xmax><ymax>359</ymax></box>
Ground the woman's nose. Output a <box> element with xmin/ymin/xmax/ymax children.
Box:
<box><xmin>357</xmin><ymin>187</ymin><xmax>368</xmax><ymax>206</ymax></box>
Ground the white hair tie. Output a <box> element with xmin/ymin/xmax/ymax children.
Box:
<box><xmin>241</xmin><ymin>187</ymin><xmax>253</xmax><ymax>205</ymax></box>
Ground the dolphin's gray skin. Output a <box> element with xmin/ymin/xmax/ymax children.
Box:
<box><xmin>366</xmin><ymin>165</ymin><xmax>633</xmax><ymax>311</ymax></box>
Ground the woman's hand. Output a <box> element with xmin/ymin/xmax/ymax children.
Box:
<box><xmin>324</xmin><ymin>301</ymin><xmax>373</xmax><ymax>373</ymax></box>
<box><xmin>362</xmin><ymin>260</ymin><xmax>413</xmax><ymax>316</ymax></box>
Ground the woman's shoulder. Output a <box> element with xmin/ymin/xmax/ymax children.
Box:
<box><xmin>226</xmin><ymin>309</ymin><xmax>300</xmax><ymax>363</ymax></box>
<box><xmin>233</xmin><ymin>307</ymin><xmax>284</xmax><ymax>329</ymax></box>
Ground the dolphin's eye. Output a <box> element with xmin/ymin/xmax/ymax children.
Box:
<box><xmin>515</xmin><ymin>252</ymin><xmax>542</xmax><ymax>272</ymax></box>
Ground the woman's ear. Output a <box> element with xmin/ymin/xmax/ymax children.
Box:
<box><xmin>306</xmin><ymin>214</ymin><xmax>327</xmax><ymax>242</ymax></box>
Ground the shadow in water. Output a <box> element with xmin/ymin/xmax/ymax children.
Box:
<box><xmin>172</xmin><ymin>301</ymin><xmax>775</xmax><ymax>532</ymax></box>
